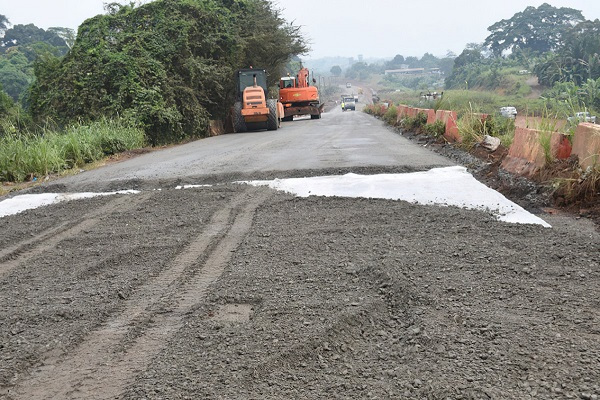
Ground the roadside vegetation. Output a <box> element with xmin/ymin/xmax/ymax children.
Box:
<box><xmin>0</xmin><ymin>119</ymin><xmax>145</xmax><ymax>182</ymax></box>
<box><xmin>0</xmin><ymin>0</ymin><xmax>307</xmax><ymax>184</ymax></box>
<box><xmin>362</xmin><ymin>4</ymin><xmax>600</xmax><ymax>218</ymax></box>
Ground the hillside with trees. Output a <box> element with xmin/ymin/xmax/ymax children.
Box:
<box><xmin>0</xmin><ymin>0</ymin><xmax>307</xmax><ymax>184</ymax></box>
<box><xmin>444</xmin><ymin>3</ymin><xmax>600</xmax><ymax>116</ymax></box>
<box><xmin>28</xmin><ymin>0</ymin><xmax>306</xmax><ymax>144</ymax></box>
<box><xmin>0</xmin><ymin>16</ymin><xmax>72</xmax><ymax>102</ymax></box>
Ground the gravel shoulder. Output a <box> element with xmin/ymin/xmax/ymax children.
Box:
<box><xmin>1</xmin><ymin>107</ymin><xmax>599</xmax><ymax>399</ymax></box>
<box><xmin>1</xmin><ymin>183</ymin><xmax>598</xmax><ymax>399</ymax></box>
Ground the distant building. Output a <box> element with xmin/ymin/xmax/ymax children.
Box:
<box><xmin>384</xmin><ymin>68</ymin><xmax>425</xmax><ymax>75</ymax></box>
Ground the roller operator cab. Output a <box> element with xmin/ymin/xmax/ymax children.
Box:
<box><xmin>232</xmin><ymin>68</ymin><xmax>278</xmax><ymax>133</ymax></box>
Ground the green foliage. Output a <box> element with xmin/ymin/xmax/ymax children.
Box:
<box><xmin>539</xmin><ymin>78</ymin><xmax>600</xmax><ymax>120</ymax></box>
<box><xmin>400</xmin><ymin>112</ymin><xmax>428</xmax><ymax>131</ymax></box>
<box><xmin>0</xmin><ymin>119</ymin><xmax>145</xmax><ymax>182</ymax></box>
<box><xmin>538</xmin><ymin>130</ymin><xmax>554</xmax><ymax>163</ymax></box>
<box><xmin>330</xmin><ymin>65</ymin><xmax>341</xmax><ymax>77</ymax></box>
<box><xmin>383</xmin><ymin>105</ymin><xmax>397</xmax><ymax>125</ymax></box>
<box><xmin>381</xmin><ymin>73</ymin><xmax>441</xmax><ymax>91</ymax></box>
<box><xmin>345</xmin><ymin>62</ymin><xmax>376</xmax><ymax>80</ymax></box>
<box><xmin>0</xmin><ymin>83</ymin><xmax>13</xmax><ymax>116</ymax></box>
<box><xmin>484</xmin><ymin>3</ymin><xmax>584</xmax><ymax>56</ymax></box>
<box><xmin>456</xmin><ymin>106</ymin><xmax>516</xmax><ymax>149</ymax></box>
<box><xmin>363</xmin><ymin>104</ymin><xmax>388</xmax><ymax>117</ymax></box>
<box><xmin>386</xmin><ymin>54</ymin><xmax>405</xmax><ymax>69</ymax></box>
<box><xmin>552</xmin><ymin>165</ymin><xmax>600</xmax><ymax>204</ymax></box>
<box><xmin>445</xmin><ymin>52</ymin><xmax>529</xmax><ymax>91</ymax></box>
<box><xmin>0</xmin><ymin>22</ymin><xmax>72</xmax><ymax>102</ymax></box>
<box><xmin>0</xmin><ymin>24</ymin><xmax>69</xmax><ymax>54</ymax></box>
<box><xmin>28</xmin><ymin>0</ymin><xmax>308</xmax><ymax>145</ymax></box>
<box><xmin>535</xmin><ymin>20</ymin><xmax>600</xmax><ymax>87</ymax></box>
<box><xmin>422</xmin><ymin>120</ymin><xmax>445</xmax><ymax>138</ymax></box>
<box><xmin>0</xmin><ymin>50</ymin><xmax>32</xmax><ymax>101</ymax></box>
<box><xmin>0</xmin><ymin>14</ymin><xmax>8</xmax><ymax>33</ymax></box>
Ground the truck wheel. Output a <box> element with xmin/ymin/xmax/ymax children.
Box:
<box><xmin>311</xmin><ymin>113</ymin><xmax>321</xmax><ymax>119</ymax></box>
<box><xmin>267</xmin><ymin>99</ymin><xmax>278</xmax><ymax>131</ymax></box>
<box><xmin>282</xmin><ymin>116</ymin><xmax>293</xmax><ymax>122</ymax></box>
<box><xmin>233</xmin><ymin>102</ymin><xmax>247</xmax><ymax>133</ymax></box>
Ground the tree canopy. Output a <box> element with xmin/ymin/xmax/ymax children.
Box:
<box><xmin>0</xmin><ymin>14</ymin><xmax>8</xmax><ymax>33</ymax></box>
<box><xmin>330</xmin><ymin>65</ymin><xmax>341</xmax><ymax>76</ymax></box>
<box><xmin>28</xmin><ymin>0</ymin><xmax>308</xmax><ymax>144</ymax></box>
<box><xmin>535</xmin><ymin>19</ymin><xmax>600</xmax><ymax>86</ymax></box>
<box><xmin>484</xmin><ymin>3</ymin><xmax>584</xmax><ymax>56</ymax></box>
<box><xmin>0</xmin><ymin>23</ymin><xmax>69</xmax><ymax>53</ymax></box>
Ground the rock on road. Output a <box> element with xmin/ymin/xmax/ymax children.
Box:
<box><xmin>0</xmin><ymin>99</ymin><xmax>599</xmax><ymax>399</ymax></box>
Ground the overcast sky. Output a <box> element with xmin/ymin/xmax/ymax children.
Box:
<box><xmin>1</xmin><ymin>0</ymin><xmax>599</xmax><ymax>60</ymax></box>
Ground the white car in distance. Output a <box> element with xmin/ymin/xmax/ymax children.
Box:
<box><xmin>500</xmin><ymin>106</ymin><xmax>517</xmax><ymax>119</ymax></box>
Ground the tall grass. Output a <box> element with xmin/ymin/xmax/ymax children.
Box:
<box><xmin>0</xmin><ymin>119</ymin><xmax>146</xmax><ymax>183</ymax></box>
<box><xmin>456</xmin><ymin>103</ymin><xmax>516</xmax><ymax>149</ymax></box>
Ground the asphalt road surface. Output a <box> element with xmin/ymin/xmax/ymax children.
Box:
<box><xmin>1</xmin><ymin>96</ymin><xmax>599</xmax><ymax>399</ymax></box>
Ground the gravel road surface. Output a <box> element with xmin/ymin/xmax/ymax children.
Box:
<box><xmin>1</xmin><ymin>98</ymin><xmax>598</xmax><ymax>399</ymax></box>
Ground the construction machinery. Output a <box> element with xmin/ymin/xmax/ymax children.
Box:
<box><xmin>279</xmin><ymin>67</ymin><xmax>324</xmax><ymax>121</ymax></box>
<box><xmin>232</xmin><ymin>68</ymin><xmax>278</xmax><ymax>132</ymax></box>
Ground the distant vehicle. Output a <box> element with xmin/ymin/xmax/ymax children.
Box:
<box><xmin>567</xmin><ymin>111</ymin><xmax>596</xmax><ymax>124</ymax></box>
<box><xmin>342</xmin><ymin>96</ymin><xmax>356</xmax><ymax>111</ymax></box>
<box><xmin>354</xmin><ymin>94</ymin><xmax>359</xmax><ymax>103</ymax></box>
<box><xmin>500</xmin><ymin>106</ymin><xmax>517</xmax><ymax>119</ymax></box>
<box><xmin>518</xmin><ymin>70</ymin><xmax>530</xmax><ymax>75</ymax></box>
<box><xmin>346</xmin><ymin>82</ymin><xmax>352</xmax><ymax>88</ymax></box>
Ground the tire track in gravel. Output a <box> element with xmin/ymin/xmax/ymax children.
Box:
<box><xmin>8</xmin><ymin>187</ymin><xmax>269</xmax><ymax>400</ymax></box>
<box><xmin>0</xmin><ymin>193</ymin><xmax>152</xmax><ymax>280</ymax></box>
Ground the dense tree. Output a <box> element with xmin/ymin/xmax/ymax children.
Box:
<box><xmin>0</xmin><ymin>14</ymin><xmax>8</xmax><ymax>33</ymax></box>
<box><xmin>28</xmin><ymin>0</ymin><xmax>308</xmax><ymax>144</ymax></box>
<box><xmin>0</xmin><ymin>82</ymin><xmax>13</xmax><ymax>117</ymax></box>
<box><xmin>484</xmin><ymin>3</ymin><xmax>584</xmax><ymax>56</ymax></box>
<box><xmin>535</xmin><ymin>19</ymin><xmax>600</xmax><ymax>86</ymax></box>
<box><xmin>345</xmin><ymin>62</ymin><xmax>376</xmax><ymax>80</ymax></box>
<box><xmin>0</xmin><ymin>22</ymin><xmax>71</xmax><ymax>101</ymax></box>
<box><xmin>385</xmin><ymin>54</ymin><xmax>405</xmax><ymax>69</ymax></box>
<box><xmin>0</xmin><ymin>24</ymin><xmax>68</xmax><ymax>54</ymax></box>
<box><xmin>419</xmin><ymin>53</ymin><xmax>439</xmax><ymax>69</ymax></box>
<box><xmin>330</xmin><ymin>65</ymin><xmax>341</xmax><ymax>76</ymax></box>
<box><xmin>47</xmin><ymin>27</ymin><xmax>76</xmax><ymax>49</ymax></box>
<box><xmin>0</xmin><ymin>50</ymin><xmax>31</xmax><ymax>100</ymax></box>
<box><xmin>404</xmin><ymin>56</ymin><xmax>419</xmax><ymax>67</ymax></box>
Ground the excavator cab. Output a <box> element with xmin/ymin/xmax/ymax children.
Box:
<box><xmin>233</xmin><ymin>68</ymin><xmax>278</xmax><ymax>132</ymax></box>
<box><xmin>280</xmin><ymin>76</ymin><xmax>296</xmax><ymax>89</ymax></box>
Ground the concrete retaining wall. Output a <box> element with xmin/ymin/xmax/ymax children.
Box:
<box><xmin>572</xmin><ymin>123</ymin><xmax>600</xmax><ymax>169</ymax></box>
<box><xmin>389</xmin><ymin>104</ymin><xmax>600</xmax><ymax>179</ymax></box>
<box><xmin>435</xmin><ymin>110</ymin><xmax>460</xmax><ymax>142</ymax></box>
<box><xmin>501</xmin><ymin>127</ymin><xmax>571</xmax><ymax>176</ymax></box>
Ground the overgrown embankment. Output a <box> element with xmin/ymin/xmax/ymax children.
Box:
<box><xmin>0</xmin><ymin>0</ymin><xmax>307</xmax><ymax>186</ymax></box>
<box><xmin>27</xmin><ymin>0</ymin><xmax>306</xmax><ymax>145</ymax></box>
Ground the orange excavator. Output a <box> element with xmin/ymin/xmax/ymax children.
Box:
<box><xmin>279</xmin><ymin>67</ymin><xmax>324</xmax><ymax>121</ymax></box>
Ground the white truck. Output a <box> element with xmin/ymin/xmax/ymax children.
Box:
<box><xmin>567</xmin><ymin>112</ymin><xmax>596</xmax><ymax>125</ymax></box>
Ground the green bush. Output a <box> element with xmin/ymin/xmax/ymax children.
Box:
<box><xmin>422</xmin><ymin>120</ymin><xmax>446</xmax><ymax>138</ymax></box>
<box><xmin>383</xmin><ymin>105</ymin><xmax>398</xmax><ymax>125</ymax></box>
<box><xmin>400</xmin><ymin>112</ymin><xmax>428</xmax><ymax>131</ymax></box>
